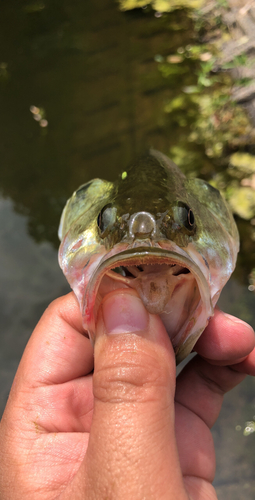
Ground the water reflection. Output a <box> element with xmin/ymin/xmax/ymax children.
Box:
<box><xmin>0</xmin><ymin>196</ymin><xmax>69</xmax><ymax>413</ymax></box>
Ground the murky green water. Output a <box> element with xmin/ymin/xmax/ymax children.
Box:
<box><xmin>0</xmin><ymin>2</ymin><xmax>254</xmax><ymax>498</ymax></box>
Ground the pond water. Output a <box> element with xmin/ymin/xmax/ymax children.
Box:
<box><xmin>0</xmin><ymin>1</ymin><xmax>254</xmax><ymax>498</ymax></box>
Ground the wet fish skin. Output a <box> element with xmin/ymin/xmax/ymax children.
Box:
<box><xmin>58</xmin><ymin>150</ymin><xmax>239</xmax><ymax>363</ymax></box>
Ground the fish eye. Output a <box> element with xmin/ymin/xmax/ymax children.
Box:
<box><xmin>175</xmin><ymin>202</ymin><xmax>195</xmax><ymax>231</ymax></box>
<box><xmin>97</xmin><ymin>204</ymin><xmax>117</xmax><ymax>235</ymax></box>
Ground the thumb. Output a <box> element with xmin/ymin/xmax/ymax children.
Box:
<box><xmin>83</xmin><ymin>289</ymin><xmax>188</xmax><ymax>500</ymax></box>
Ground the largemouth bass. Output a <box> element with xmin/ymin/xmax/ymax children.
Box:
<box><xmin>58</xmin><ymin>150</ymin><xmax>239</xmax><ymax>364</ymax></box>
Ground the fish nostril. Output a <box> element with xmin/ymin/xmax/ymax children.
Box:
<box><xmin>129</xmin><ymin>212</ymin><xmax>156</xmax><ymax>239</ymax></box>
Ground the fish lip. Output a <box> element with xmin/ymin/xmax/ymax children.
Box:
<box><xmin>82</xmin><ymin>246</ymin><xmax>213</xmax><ymax>341</ymax></box>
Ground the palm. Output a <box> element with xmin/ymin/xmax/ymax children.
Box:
<box><xmin>17</xmin><ymin>352</ymin><xmax>234</xmax><ymax>498</ymax></box>
<box><xmin>14</xmin><ymin>357</ymin><xmax>218</xmax><ymax>498</ymax></box>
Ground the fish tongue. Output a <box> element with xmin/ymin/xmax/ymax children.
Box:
<box><xmin>128</xmin><ymin>270</ymin><xmax>179</xmax><ymax>315</ymax></box>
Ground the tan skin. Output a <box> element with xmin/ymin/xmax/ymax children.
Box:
<box><xmin>0</xmin><ymin>290</ymin><xmax>254</xmax><ymax>500</ymax></box>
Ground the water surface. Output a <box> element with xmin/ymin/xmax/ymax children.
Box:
<box><xmin>0</xmin><ymin>2</ymin><xmax>254</xmax><ymax>498</ymax></box>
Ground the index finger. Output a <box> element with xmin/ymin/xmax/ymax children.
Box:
<box><xmin>175</xmin><ymin>310</ymin><xmax>255</xmax><ymax>430</ymax></box>
<box><xmin>194</xmin><ymin>309</ymin><xmax>255</xmax><ymax>370</ymax></box>
<box><xmin>17</xmin><ymin>292</ymin><xmax>94</xmax><ymax>387</ymax></box>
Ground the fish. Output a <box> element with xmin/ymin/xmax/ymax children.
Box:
<box><xmin>58</xmin><ymin>149</ymin><xmax>239</xmax><ymax>364</ymax></box>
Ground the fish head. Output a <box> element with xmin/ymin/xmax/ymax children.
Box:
<box><xmin>58</xmin><ymin>150</ymin><xmax>239</xmax><ymax>363</ymax></box>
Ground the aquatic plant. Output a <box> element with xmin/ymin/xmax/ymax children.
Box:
<box><xmin>118</xmin><ymin>0</ymin><xmax>205</xmax><ymax>12</ymax></box>
<box><xmin>152</xmin><ymin>3</ymin><xmax>255</xmax><ymax>221</ymax></box>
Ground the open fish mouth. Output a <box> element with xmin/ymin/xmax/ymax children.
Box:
<box><xmin>82</xmin><ymin>247</ymin><xmax>213</xmax><ymax>363</ymax></box>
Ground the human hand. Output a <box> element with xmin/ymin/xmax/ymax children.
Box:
<box><xmin>0</xmin><ymin>291</ymin><xmax>254</xmax><ymax>500</ymax></box>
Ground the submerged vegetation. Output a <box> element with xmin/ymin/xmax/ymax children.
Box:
<box><xmin>158</xmin><ymin>46</ymin><xmax>255</xmax><ymax>220</ymax></box>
